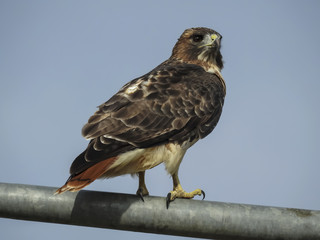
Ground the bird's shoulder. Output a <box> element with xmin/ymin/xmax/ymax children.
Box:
<box><xmin>107</xmin><ymin>59</ymin><xmax>224</xmax><ymax>107</ymax></box>
<box><xmin>82</xmin><ymin>59</ymin><xmax>225</xmax><ymax>142</ymax></box>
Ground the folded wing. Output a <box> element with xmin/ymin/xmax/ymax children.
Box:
<box><xmin>70</xmin><ymin>62</ymin><xmax>225</xmax><ymax>176</ymax></box>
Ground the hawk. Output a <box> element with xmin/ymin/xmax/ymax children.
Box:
<box><xmin>56</xmin><ymin>27</ymin><xmax>226</xmax><ymax>207</ymax></box>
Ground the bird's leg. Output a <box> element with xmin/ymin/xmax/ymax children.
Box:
<box><xmin>166</xmin><ymin>172</ymin><xmax>205</xmax><ymax>208</ymax></box>
<box><xmin>136</xmin><ymin>171</ymin><xmax>149</xmax><ymax>201</ymax></box>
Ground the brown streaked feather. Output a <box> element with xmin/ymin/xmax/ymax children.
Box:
<box><xmin>55</xmin><ymin>157</ymin><xmax>117</xmax><ymax>194</ymax></box>
<box><xmin>57</xmin><ymin>27</ymin><xmax>226</xmax><ymax>193</ymax></box>
<box><xmin>70</xmin><ymin>62</ymin><xmax>225</xmax><ymax>176</ymax></box>
<box><xmin>82</xmin><ymin>64</ymin><xmax>224</xmax><ymax>143</ymax></box>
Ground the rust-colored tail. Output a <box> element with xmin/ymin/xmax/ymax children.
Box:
<box><xmin>55</xmin><ymin>157</ymin><xmax>117</xmax><ymax>194</ymax></box>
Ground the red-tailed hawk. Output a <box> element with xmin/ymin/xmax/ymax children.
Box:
<box><xmin>56</xmin><ymin>27</ymin><xmax>226</xmax><ymax>208</ymax></box>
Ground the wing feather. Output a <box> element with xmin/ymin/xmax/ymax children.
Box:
<box><xmin>71</xmin><ymin>62</ymin><xmax>225</xmax><ymax>175</ymax></box>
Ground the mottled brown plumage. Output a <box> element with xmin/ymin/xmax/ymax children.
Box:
<box><xmin>56</xmin><ymin>27</ymin><xmax>226</xmax><ymax>206</ymax></box>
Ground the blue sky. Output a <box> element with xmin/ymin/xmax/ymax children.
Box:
<box><xmin>1</xmin><ymin>1</ymin><xmax>320</xmax><ymax>239</ymax></box>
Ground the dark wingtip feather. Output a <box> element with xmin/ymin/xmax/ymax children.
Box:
<box><xmin>69</xmin><ymin>150</ymin><xmax>88</xmax><ymax>175</ymax></box>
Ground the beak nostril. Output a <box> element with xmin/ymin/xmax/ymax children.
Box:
<box><xmin>211</xmin><ymin>34</ymin><xmax>218</xmax><ymax>41</ymax></box>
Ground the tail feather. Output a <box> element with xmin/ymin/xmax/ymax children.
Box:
<box><xmin>55</xmin><ymin>157</ymin><xmax>117</xmax><ymax>194</ymax></box>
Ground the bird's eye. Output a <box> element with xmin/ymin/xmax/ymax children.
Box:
<box><xmin>192</xmin><ymin>34</ymin><xmax>203</xmax><ymax>43</ymax></box>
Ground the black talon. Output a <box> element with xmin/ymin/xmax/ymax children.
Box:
<box><xmin>137</xmin><ymin>188</ymin><xmax>145</xmax><ymax>202</ymax></box>
<box><xmin>166</xmin><ymin>193</ymin><xmax>171</xmax><ymax>209</ymax></box>
<box><xmin>201</xmin><ymin>190</ymin><xmax>206</xmax><ymax>200</ymax></box>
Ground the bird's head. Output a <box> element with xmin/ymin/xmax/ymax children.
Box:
<box><xmin>171</xmin><ymin>27</ymin><xmax>223</xmax><ymax>71</ymax></box>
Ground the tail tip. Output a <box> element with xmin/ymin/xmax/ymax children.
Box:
<box><xmin>54</xmin><ymin>185</ymin><xmax>68</xmax><ymax>195</ymax></box>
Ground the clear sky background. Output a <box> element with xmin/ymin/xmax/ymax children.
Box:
<box><xmin>1</xmin><ymin>1</ymin><xmax>320</xmax><ymax>239</ymax></box>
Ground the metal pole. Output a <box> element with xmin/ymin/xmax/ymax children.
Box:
<box><xmin>0</xmin><ymin>182</ymin><xmax>319</xmax><ymax>239</ymax></box>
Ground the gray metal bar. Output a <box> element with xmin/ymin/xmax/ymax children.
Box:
<box><xmin>0</xmin><ymin>182</ymin><xmax>319</xmax><ymax>239</ymax></box>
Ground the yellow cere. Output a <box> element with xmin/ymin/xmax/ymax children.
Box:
<box><xmin>211</xmin><ymin>34</ymin><xmax>218</xmax><ymax>41</ymax></box>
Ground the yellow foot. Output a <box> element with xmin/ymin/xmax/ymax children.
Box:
<box><xmin>136</xmin><ymin>187</ymin><xmax>149</xmax><ymax>202</ymax></box>
<box><xmin>166</xmin><ymin>188</ymin><xmax>205</xmax><ymax>208</ymax></box>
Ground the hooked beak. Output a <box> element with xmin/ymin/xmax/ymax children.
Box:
<box><xmin>201</xmin><ymin>34</ymin><xmax>220</xmax><ymax>47</ymax></box>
